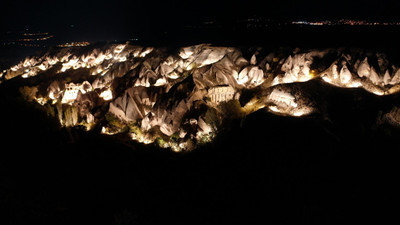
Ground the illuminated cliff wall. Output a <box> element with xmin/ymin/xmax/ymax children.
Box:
<box><xmin>2</xmin><ymin>43</ymin><xmax>400</xmax><ymax>151</ymax></box>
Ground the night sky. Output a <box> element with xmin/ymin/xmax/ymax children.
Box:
<box><xmin>1</xmin><ymin>0</ymin><xmax>400</xmax><ymax>40</ymax></box>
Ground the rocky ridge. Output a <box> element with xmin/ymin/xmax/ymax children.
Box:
<box><xmin>2</xmin><ymin>43</ymin><xmax>400</xmax><ymax>151</ymax></box>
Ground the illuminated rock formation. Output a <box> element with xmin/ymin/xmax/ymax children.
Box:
<box><xmin>207</xmin><ymin>85</ymin><xmax>236</xmax><ymax>104</ymax></box>
<box><xmin>3</xmin><ymin>43</ymin><xmax>400</xmax><ymax>150</ymax></box>
<box><xmin>320</xmin><ymin>52</ymin><xmax>400</xmax><ymax>95</ymax></box>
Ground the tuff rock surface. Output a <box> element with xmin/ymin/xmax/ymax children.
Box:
<box><xmin>2</xmin><ymin>43</ymin><xmax>400</xmax><ymax>150</ymax></box>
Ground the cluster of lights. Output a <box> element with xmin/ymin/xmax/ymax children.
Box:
<box><xmin>16</xmin><ymin>35</ymin><xmax>54</xmax><ymax>42</ymax></box>
<box><xmin>23</xmin><ymin>32</ymin><xmax>49</xmax><ymax>36</ymax></box>
<box><xmin>292</xmin><ymin>19</ymin><xmax>400</xmax><ymax>26</ymax></box>
<box><xmin>57</xmin><ymin>42</ymin><xmax>91</xmax><ymax>47</ymax></box>
<box><xmin>1</xmin><ymin>31</ymin><xmax>53</xmax><ymax>47</ymax></box>
<box><xmin>2</xmin><ymin>42</ymin><xmax>40</xmax><ymax>47</ymax></box>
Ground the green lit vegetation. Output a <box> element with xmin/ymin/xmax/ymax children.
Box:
<box><xmin>127</xmin><ymin>121</ymin><xmax>142</xmax><ymax>136</ymax></box>
<box><xmin>156</xmin><ymin>137</ymin><xmax>168</xmax><ymax>148</ymax></box>
<box><xmin>105</xmin><ymin>112</ymin><xmax>129</xmax><ymax>133</ymax></box>
<box><xmin>197</xmin><ymin>133</ymin><xmax>213</xmax><ymax>145</ymax></box>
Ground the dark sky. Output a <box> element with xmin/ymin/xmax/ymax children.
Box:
<box><xmin>1</xmin><ymin>0</ymin><xmax>399</xmax><ymax>41</ymax></box>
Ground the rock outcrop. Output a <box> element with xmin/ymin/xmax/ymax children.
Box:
<box><xmin>3</xmin><ymin>43</ymin><xmax>400</xmax><ymax>150</ymax></box>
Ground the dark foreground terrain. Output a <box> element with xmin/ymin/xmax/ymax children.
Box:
<box><xmin>1</xmin><ymin>73</ymin><xmax>400</xmax><ymax>225</ymax></box>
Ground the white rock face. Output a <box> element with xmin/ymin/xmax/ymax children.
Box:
<box><xmin>61</xmin><ymin>82</ymin><xmax>92</xmax><ymax>104</ymax></box>
<box><xmin>5</xmin><ymin>44</ymin><xmax>400</xmax><ymax>150</ymax></box>
<box><xmin>109</xmin><ymin>87</ymin><xmax>157</xmax><ymax>122</ymax></box>
<box><xmin>208</xmin><ymin>85</ymin><xmax>235</xmax><ymax>104</ymax></box>
<box><xmin>357</xmin><ymin>58</ymin><xmax>370</xmax><ymax>78</ymax></box>
<box><xmin>339</xmin><ymin>65</ymin><xmax>352</xmax><ymax>84</ymax></box>
<box><xmin>271</xmin><ymin>52</ymin><xmax>317</xmax><ymax>85</ymax></box>
<box><xmin>268</xmin><ymin>89</ymin><xmax>297</xmax><ymax>108</ymax></box>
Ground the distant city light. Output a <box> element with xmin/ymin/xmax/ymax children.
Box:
<box><xmin>0</xmin><ymin>30</ymin><xmax>53</xmax><ymax>48</ymax></box>
<box><xmin>57</xmin><ymin>42</ymin><xmax>90</xmax><ymax>47</ymax></box>
<box><xmin>291</xmin><ymin>19</ymin><xmax>400</xmax><ymax>26</ymax></box>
